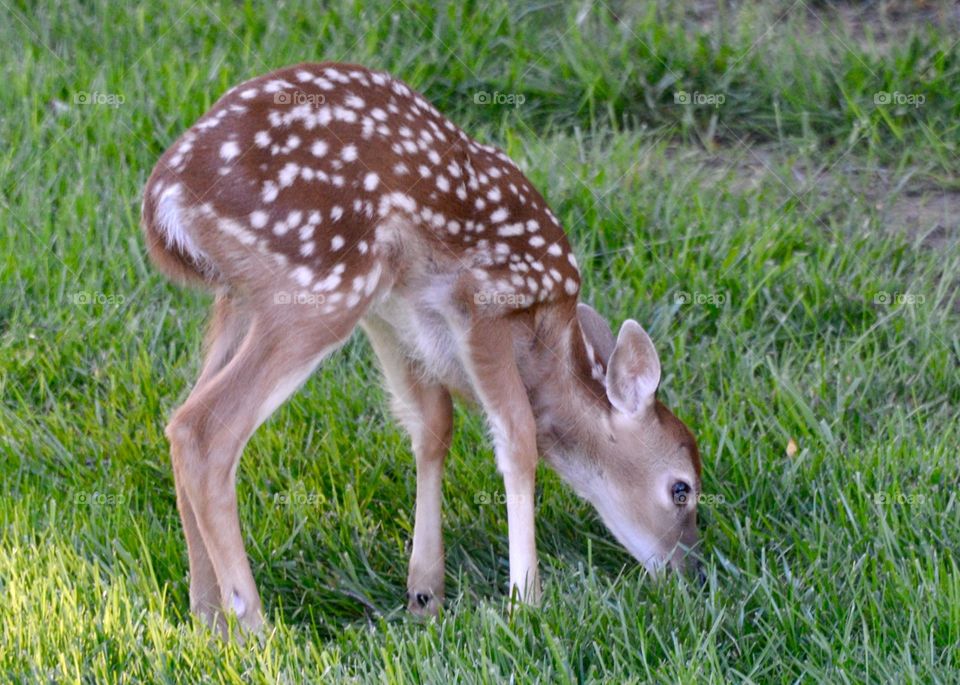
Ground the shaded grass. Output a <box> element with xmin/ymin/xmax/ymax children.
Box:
<box><xmin>2</xmin><ymin>0</ymin><xmax>958</xmax><ymax>174</ymax></box>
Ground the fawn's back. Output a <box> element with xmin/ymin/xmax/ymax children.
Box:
<box><xmin>142</xmin><ymin>62</ymin><xmax>582</xmax><ymax>326</ymax></box>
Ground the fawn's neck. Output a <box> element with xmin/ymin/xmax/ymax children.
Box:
<box><xmin>519</xmin><ymin>304</ymin><xmax>609</xmax><ymax>475</ymax></box>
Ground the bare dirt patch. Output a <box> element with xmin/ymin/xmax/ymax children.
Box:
<box><xmin>668</xmin><ymin>142</ymin><xmax>959</xmax><ymax>247</ymax></box>
<box><xmin>673</xmin><ymin>0</ymin><xmax>960</xmax><ymax>49</ymax></box>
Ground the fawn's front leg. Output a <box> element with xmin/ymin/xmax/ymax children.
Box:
<box><xmin>456</xmin><ymin>314</ymin><xmax>541</xmax><ymax>604</ymax></box>
<box><xmin>363</xmin><ymin>317</ymin><xmax>454</xmax><ymax>616</ymax></box>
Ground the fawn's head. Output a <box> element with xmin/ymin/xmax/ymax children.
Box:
<box><xmin>545</xmin><ymin>304</ymin><xmax>702</xmax><ymax>576</ymax></box>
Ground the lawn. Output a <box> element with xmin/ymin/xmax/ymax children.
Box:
<box><xmin>1</xmin><ymin>0</ymin><xmax>958</xmax><ymax>682</ymax></box>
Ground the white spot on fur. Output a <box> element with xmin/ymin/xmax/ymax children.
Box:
<box><xmin>263</xmin><ymin>79</ymin><xmax>294</xmax><ymax>94</ymax></box>
<box><xmin>313</xmin><ymin>272</ymin><xmax>341</xmax><ymax>292</ymax></box>
<box><xmin>334</xmin><ymin>106</ymin><xmax>357</xmax><ymax>123</ymax></box>
<box><xmin>232</xmin><ymin>592</ymin><xmax>246</xmax><ymax>617</ymax></box>
<box><xmin>250</xmin><ymin>210</ymin><xmax>268</xmax><ymax>229</ymax></box>
<box><xmin>497</xmin><ymin>223</ymin><xmax>524</xmax><ymax>237</ymax></box>
<box><xmin>291</xmin><ymin>265</ymin><xmax>313</xmax><ymax>287</ymax></box>
<box><xmin>490</xmin><ymin>207</ymin><xmax>509</xmax><ymax>223</ymax></box>
<box><xmin>262</xmin><ymin>181</ymin><xmax>279</xmax><ymax>203</ymax></box>
<box><xmin>324</xmin><ymin>67</ymin><xmax>349</xmax><ymax>83</ymax></box>
<box><xmin>219</xmin><ymin>141</ymin><xmax>240</xmax><ymax>161</ymax></box>
<box><xmin>278</xmin><ymin>162</ymin><xmax>300</xmax><ymax>187</ymax></box>
<box><xmin>218</xmin><ymin>217</ymin><xmax>256</xmax><ymax>245</ymax></box>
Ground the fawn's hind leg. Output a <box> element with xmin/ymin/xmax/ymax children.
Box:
<box><xmin>171</xmin><ymin>293</ymin><xmax>250</xmax><ymax>631</ymax></box>
<box><xmin>362</xmin><ymin>316</ymin><xmax>453</xmax><ymax>616</ymax></box>
<box><xmin>167</xmin><ymin>296</ymin><xmax>364</xmax><ymax>635</ymax></box>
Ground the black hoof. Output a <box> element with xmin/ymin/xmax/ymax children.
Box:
<box><xmin>406</xmin><ymin>591</ymin><xmax>432</xmax><ymax>608</ymax></box>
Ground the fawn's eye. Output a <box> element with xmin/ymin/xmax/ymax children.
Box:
<box><xmin>672</xmin><ymin>481</ymin><xmax>691</xmax><ymax>506</ymax></box>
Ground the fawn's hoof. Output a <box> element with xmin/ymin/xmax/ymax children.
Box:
<box><xmin>192</xmin><ymin>602</ymin><xmax>229</xmax><ymax>638</ymax></box>
<box><xmin>406</xmin><ymin>589</ymin><xmax>443</xmax><ymax>617</ymax></box>
<box><xmin>192</xmin><ymin>603</ymin><xmax>266</xmax><ymax>643</ymax></box>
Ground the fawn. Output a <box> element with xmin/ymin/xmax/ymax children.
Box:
<box><xmin>142</xmin><ymin>63</ymin><xmax>702</xmax><ymax>633</ymax></box>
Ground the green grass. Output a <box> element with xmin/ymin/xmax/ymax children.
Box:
<box><xmin>2</xmin><ymin>0</ymin><xmax>959</xmax><ymax>682</ymax></box>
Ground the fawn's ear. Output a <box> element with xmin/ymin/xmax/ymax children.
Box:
<box><xmin>606</xmin><ymin>320</ymin><xmax>661</xmax><ymax>415</ymax></box>
<box><xmin>577</xmin><ymin>303</ymin><xmax>616</xmax><ymax>365</ymax></box>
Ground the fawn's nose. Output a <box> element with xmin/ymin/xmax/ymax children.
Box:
<box><xmin>668</xmin><ymin>551</ymin><xmax>706</xmax><ymax>585</ymax></box>
<box><xmin>667</xmin><ymin>519</ymin><xmax>702</xmax><ymax>582</ymax></box>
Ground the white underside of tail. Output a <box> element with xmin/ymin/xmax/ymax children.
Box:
<box><xmin>154</xmin><ymin>183</ymin><xmax>208</xmax><ymax>265</ymax></box>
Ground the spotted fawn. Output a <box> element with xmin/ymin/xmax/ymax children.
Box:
<box><xmin>142</xmin><ymin>62</ymin><xmax>701</xmax><ymax>633</ymax></box>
